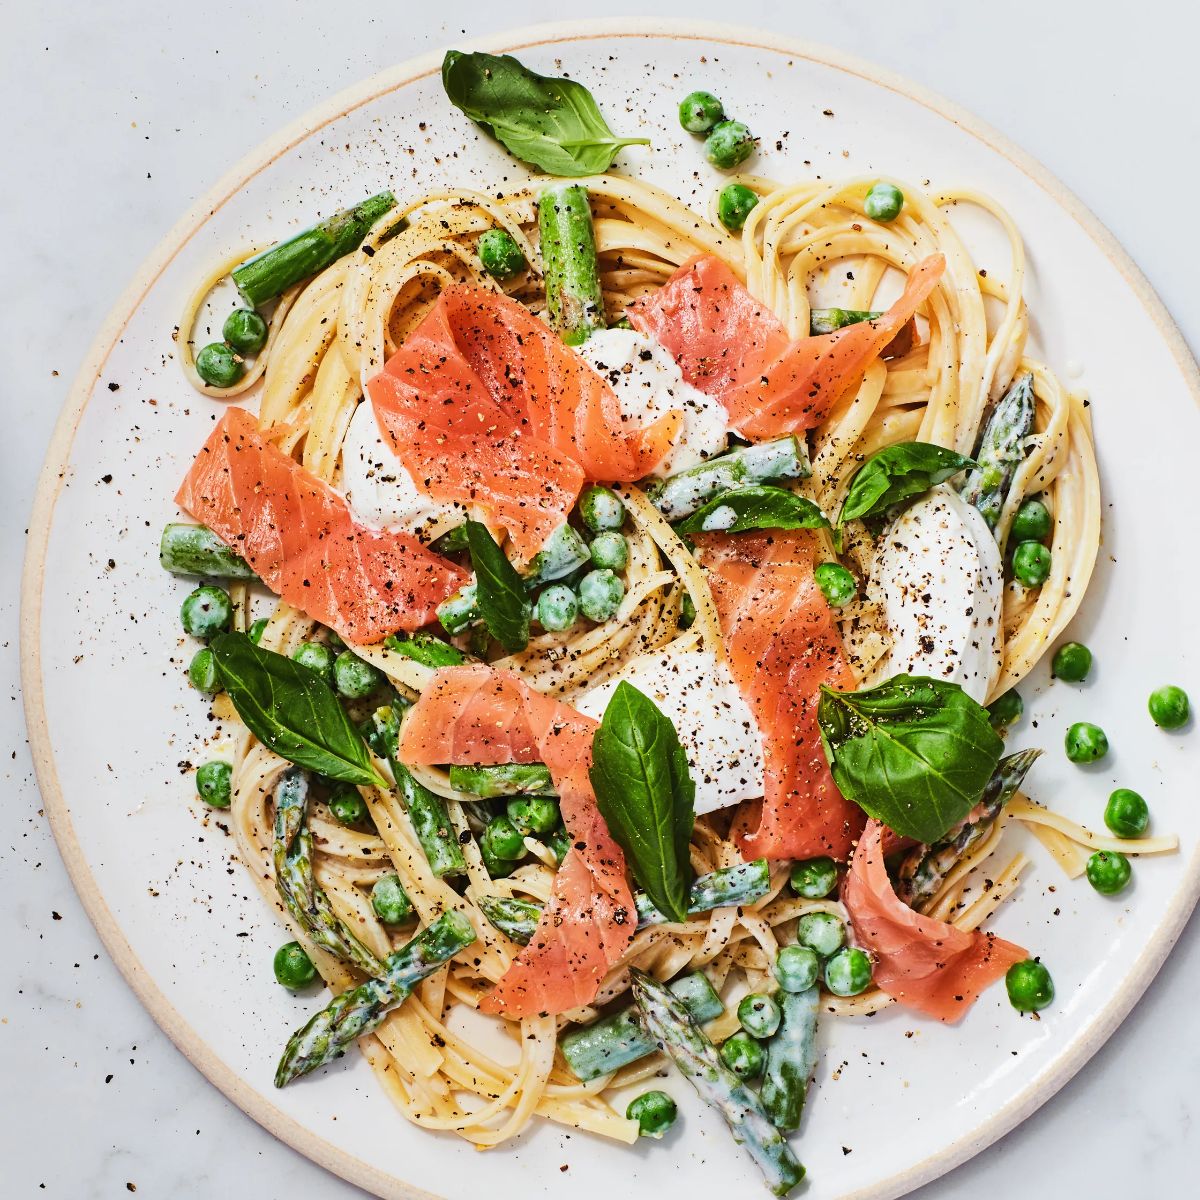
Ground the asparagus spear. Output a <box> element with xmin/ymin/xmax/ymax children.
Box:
<box><xmin>274</xmin><ymin>910</ymin><xmax>476</xmax><ymax>1086</ymax></box>
<box><xmin>630</xmin><ymin>969</ymin><xmax>806</xmax><ymax>1196</ymax></box>
<box><xmin>645</xmin><ymin>436</ymin><xmax>811</xmax><ymax>522</ymax></box>
<box><xmin>539</xmin><ymin>182</ymin><xmax>605</xmax><ymax>345</ymax></box>
<box><xmin>449</xmin><ymin>763</ymin><xmax>556</xmax><ymax>799</ymax></box>
<box><xmin>760</xmin><ymin>986</ymin><xmax>819</xmax><ymax>1132</ymax></box>
<box><xmin>560</xmin><ymin>971</ymin><xmax>724</xmax><ymax>1082</ymax></box>
<box><xmin>477</xmin><ymin>895</ymin><xmax>544</xmax><ymax>943</ymax></box>
<box><xmin>232</xmin><ymin>191</ymin><xmax>398</xmax><ymax>307</ymax></box>
<box><xmin>958</xmin><ymin>372</ymin><xmax>1036</xmax><ymax>530</ymax></box>
<box><xmin>896</xmin><ymin>748</ymin><xmax>1042</xmax><ymax>911</ymax></box>
<box><xmin>160</xmin><ymin>523</ymin><xmax>257</xmax><ymax>580</ymax></box>
<box><xmin>272</xmin><ymin>769</ymin><xmax>385</xmax><ymax>978</ymax></box>
<box><xmin>385</xmin><ymin>631</ymin><xmax>471</xmax><ymax>668</ymax></box>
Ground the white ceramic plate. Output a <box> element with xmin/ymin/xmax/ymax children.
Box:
<box><xmin>21</xmin><ymin>19</ymin><xmax>1200</xmax><ymax>1200</ymax></box>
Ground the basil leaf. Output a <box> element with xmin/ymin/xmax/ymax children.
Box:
<box><xmin>210</xmin><ymin>633</ymin><xmax>386</xmax><ymax>787</ymax></box>
<box><xmin>676</xmin><ymin>485</ymin><xmax>830</xmax><ymax>536</ymax></box>
<box><xmin>589</xmin><ymin>681</ymin><xmax>695</xmax><ymax>923</ymax></box>
<box><xmin>442</xmin><ymin>50</ymin><xmax>650</xmax><ymax>177</ymax></box>
<box><xmin>839</xmin><ymin>442</ymin><xmax>975</xmax><ymax>525</ymax></box>
<box><xmin>817</xmin><ymin>674</ymin><xmax>1003</xmax><ymax>843</ymax></box>
<box><xmin>465</xmin><ymin>520</ymin><xmax>530</xmax><ymax>653</ymax></box>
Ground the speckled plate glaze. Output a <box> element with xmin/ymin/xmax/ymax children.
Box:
<box><xmin>21</xmin><ymin>19</ymin><xmax>1200</xmax><ymax>1200</ymax></box>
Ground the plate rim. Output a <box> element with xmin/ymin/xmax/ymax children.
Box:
<box><xmin>19</xmin><ymin>18</ymin><xmax>1200</xmax><ymax>1200</ymax></box>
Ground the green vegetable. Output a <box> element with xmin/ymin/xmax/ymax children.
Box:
<box><xmin>545</xmin><ymin>824</ymin><xmax>572</xmax><ymax>866</ymax></box>
<box><xmin>839</xmin><ymin>442</ymin><xmax>975</xmax><ymax>525</ymax></box>
<box><xmin>864</xmin><ymin>182</ymin><xmax>904</xmax><ymax>222</ymax></box>
<box><xmin>808</xmin><ymin>308</ymin><xmax>882</xmax><ymax>335</ymax></box>
<box><xmin>705</xmin><ymin>120</ymin><xmax>755</xmax><ymax>170</ymax></box>
<box><xmin>477</xmin><ymin>895</ymin><xmax>543</xmax><ymax>944</ymax></box>
<box><xmin>679</xmin><ymin>90</ymin><xmax>724</xmax><ymax>134</ymax></box>
<box><xmin>273</xmin><ymin>941</ymin><xmax>317</xmax><ymax>990</ymax></box>
<box><xmin>535</xmin><ymin>583</ymin><xmax>579</xmax><ymax>632</ymax></box>
<box><xmin>987</xmin><ymin>689</ymin><xmax>1024</xmax><ymax>729</ymax></box>
<box><xmin>1011</xmin><ymin>496</ymin><xmax>1052</xmax><ymax>542</ymax></box>
<box><xmin>333</xmin><ymin>651</ymin><xmax>381</xmax><ymax>699</ymax></box>
<box><xmin>249</xmin><ymin>617</ymin><xmax>269</xmax><ymax>645</ymax></box>
<box><xmin>676</xmin><ymin>484</ymin><xmax>829</xmax><ymax>536</ymax></box>
<box><xmin>1149</xmin><ymin>685</ymin><xmax>1190</xmax><ymax>730</ymax></box>
<box><xmin>760</xmin><ymin>987</ymin><xmax>819</xmax><ymax>1132</ymax></box>
<box><xmin>1105</xmin><ymin>788</ymin><xmax>1149</xmax><ymax>839</ymax></box>
<box><xmin>222</xmin><ymin>308</ymin><xmax>268</xmax><ymax>355</ymax></box>
<box><xmin>959</xmin><ymin>373</ymin><xmax>1036</xmax><ymax>530</ymax></box>
<box><xmin>430</xmin><ymin>524</ymin><xmax>470</xmax><ymax>555</ymax></box>
<box><xmin>795</xmin><ymin>912</ymin><xmax>845</xmax><ymax>959</ymax></box>
<box><xmin>328</xmin><ymin>787</ymin><xmax>370</xmax><ymax>827</ymax></box>
<box><xmin>590</xmin><ymin>681</ymin><xmax>696</xmax><ymax>923</ymax></box>
<box><xmin>465</xmin><ymin>519</ymin><xmax>530</xmax><ymax>653</ymax></box>
<box><xmin>160</xmin><ymin>523</ymin><xmax>256</xmax><ymax>580</ymax></box>
<box><xmin>1012</xmin><ymin>540</ymin><xmax>1052</xmax><ymax>587</ymax></box>
<box><xmin>291</xmin><ymin>640</ymin><xmax>335</xmax><ymax>686</ymax></box>
<box><xmin>442</xmin><ymin>51</ymin><xmax>650</xmax><ymax>177</ymax></box>
<box><xmin>1005</xmin><ymin>959</ymin><xmax>1054</xmax><ymax>1013</ymax></box>
<box><xmin>818</xmin><ymin>673</ymin><xmax>1004</xmax><ymax>843</ymax></box>
<box><xmin>195</xmin><ymin>343</ymin><xmax>244</xmax><ymax>388</ymax></box>
<box><xmin>385</xmin><ymin>631</ymin><xmax>469</xmax><ymax>669</ymax></box>
<box><xmin>232</xmin><ymin>191</ymin><xmax>397</xmax><ymax>307</ymax></box>
<box><xmin>524</xmin><ymin>522</ymin><xmax>592</xmax><ymax>587</ymax></box>
<box><xmin>679</xmin><ymin>592</ymin><xmax>696</xmax><ymax>630</ymax></box>
<box><xmin>718</xmin><ymin>183</ymin><xmax>759</xmax><ymax>231</ymax></box>
<box><xmin>482</xmin><ymin>847</ymin><xmax>514</xmax><ymax>879</ymax></box>
<box><xmin>720</xmin><ymin>1030</ymin><xmax>766</xmax><ymax>1079</ymax></box>
<box><xmin>539</xmin><ymin>182</ymin><xmax>605</xmax><ymax>344</ymax></box>
<box><xmin>448</xmin><ymin>763</ymin><xmax>556</xmax><ymax>798</ymax></box>
<box><xmin>181</xmin><ymin>585</ymin><xmax>232</xmax><ymax>639</ymax></box>
<box><xmin>188</xmin><ymin>647</ymin><xmax>219</xmax><ymax>694</ymax></box>
<box><xmin>481</xmin><ymin>815</ymin><xmax>525</xmax><ymax>861</ymax></box>
<box><xmin>589</xmin><ymin>531</ymin><xmax>629</xmax><ymax>572</ymax></box>
<box><xmin>737</xmin><ymin>992</ymin><xmax>781</xmax><ymax>1039</ymax></box>
<box><xmin>789</xmin><ymin>857</ymin><xmax>838</xmax><ymax>899</ymax></box>
<box><xmin>773</xmin><ymin>945</ymin><xmax>820</xmax><ymax>993</ymax></box>
<box><xmin>195</xmin><ymin>760</ymin><xmax>232</xmax><ymax>808</ymax></box>
<box><xmin>635</xmin><ymin>858</ymin><xmax>772</xmax><ymax>927</ymax></box>
<box><xmin>579</xmin><ymin>485</ymin><xmax>626</xmax><ymax>532</ymax></box>
<box><xmin>579</xmin><ymin>569</ymin><xmax>624</xmax><ymax>622</ymax></box>
<box><xmin>627</xmin><ymin>1090</ymin><xmax>677</xmax><ymax>1139</ymax></box>
<box><xmin>1086</xmin><ymin>850</ymin><xmax>1132</xmax><ymax>895</ymax></box>
<box><xmin>824</xmin><ymin>947</ymin><xmax>873</xmax><ymax>997</ymax></box>
<box><xmin>1051</xmin><ymin>642</ymin><xmax>1092</xmax><ymax>683</ymax></box>
<box><xmin>814</xmin><ymin>562</ymin><xmax>856</xmax><ymax>608</ymax></box>
<box><xmin>506</xmin><ymin>794</ymin><xmax>560</xmax><ymax>836</ymax></box>
<box><xmin>371</xmin><ymin>874</ymin><xmax>413</xmax><ymax>925</ymax></box>
<box><xmin>1065</xmin><ymin>721</ymin><xmax>1108</xmax><ymax>764</ymax></box>
<box><xmin>210</xmin><ymin>633</ymin><xmax>385</xmax><ymax>787</ymax></box>
<box><xmin>477</xmin><ymin>228</ymin><xmax>527</xmax><ymax>280</ymax></box>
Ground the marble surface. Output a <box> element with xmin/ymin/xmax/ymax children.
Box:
<box><xmin>4</xmin><ymin>1</ymin><xmax>1197</xmax><ymax>1195</ymax></box>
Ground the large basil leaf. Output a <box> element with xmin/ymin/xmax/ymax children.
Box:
<box><xmin>210</xmin><ymin>633</ymin><xmax>385</xmax><ymax>787</ymax></box>
<box><xmin>818</xmin><ymin>674</ymin><xmax>1003</xmax><ymax>843</ymax></box>
<box><xmin>589</xmin><ymin>681</ymin><xmax>695</xmax><ymax>923</ymax></box>
<box><xmin>442</xmin><ymin>50</ymin><xmax>650</xmax><ymax>177</ymax></box>
<box><xmin>839</xmin><ymin>442</ymin><xmax>975</xmax><ymax>525</ymax></box>
<box><xmin>465</xmin><ymin>520</ymin><xmax>530</xmax><ymax>653</ymax></box>
<box><xmin>676</xmin><ymin>485</ymin><xmax>830</xmax><ymax>536</ymax></box>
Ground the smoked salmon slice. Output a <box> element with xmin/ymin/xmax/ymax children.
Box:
<box><xmin>843</xmin><ymin>820</ymin><xmax>1027</xmax><ymax>1021</ymax></box>
<box><xmin>629</xmin><ymin>253</ymin><xmax>945</xmax><ymax>439</ymax></box>
<box><xmin>175</xmin><ymin>408</ymin><xmax>467</xmax><ymax>643</ymax></box>
<box><xmin>398</xmin><ymin>664</ymin><xmax>635</xmax><ymax>1017</ymax></box>
<box><xmin>694</xmin><ymin>529</ymin><xmax>864</xmax><ymax>862</ymax></box>
<box><xmin>367</xmin><ymin>287</ymin><xmax>678</xmax><ymax>562</ymax></box>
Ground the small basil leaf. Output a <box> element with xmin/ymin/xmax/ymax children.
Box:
<box><xmin>210</xmin><ymin>633</ymin><xmax>386</xmax><ymax>787</ymax></box>
<box><xmin>465</xmin><ymin>520</ymin><xmax>530</xmax><ymax>653</ymax></box>
<box><xmin>838</xmin><ymin>442</ymin><xmax>975</xmax><ymax>525</ymax></box>
<box><xmin>589</xmin><ymin>681</ymin><xmax>695</xmax><ymax>923</ymax></box>
<box><xmin>817</xmin><ymin>673</ymin><xmax>1003</xmax><ymax>844</ymax></box>
<box><xmin>676</xmin><ymin>485</ymin><xmax>830</xmax><ymax>536</ymax></box>
<box><xmin>442</xmin><ymin>50</ymin><xmax>650</xmax><ymax>177</ymax></box>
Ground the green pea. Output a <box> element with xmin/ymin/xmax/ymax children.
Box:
<box><xmin>195</xmin><ymin>760</ymin><xmax>232</xmax><ymax>808</ymax></box>
<box><xmin>626</xmin><ymin>1089</ymin><xmax>677</xmax><ymax>1139</ymax></box>
<box><xmin>222</xmin><ymin>308</ymin><xmax>268</xmax><ymax>355</ymax></box>
<box><xmin>1104</xmin><ymin>788</ymin><xmax>1149</xmax><ymax>839</ymax></box>
<box><xmin>291</xmin><ymin>641</ymin><xmax>335</xmax><ymax>685</ymax></box>
<box><xmin>796</xmin><ymin>911</ymin><xmax>846</xmax><ymax>958</ymax></box>
<box><xmin>195</xmin><ymin>342</ymin><xmax>244</xmax><ymax>388</ymax></box>
<box><xmin>678</xmin><ymin>90</ymin><xmax>724</xmax><ymax>134</ymax></box>
<box><xmin>334</xmin><ymin>650</ymin><xmax>381</xmax><ymax>699</ymax></box>
<box><xmin>188</xmin><ymin>647</ymin><xmax>220</xmax><ymax>694</ymax></box>
<box><xmin>773</xmin><ymin>945</ymin><xmax>820</xmax><ymax>993</ymax></box>
<box><xmin>1065</xmin><ymin>721</ymin><xmax>1108</xmax><ymax>764</ymax></box>
<box><xmin>507</xmin><ymin>794</ymin><xmax>560</xmax><ymax>836</ymax></box>
<box><xmin>371</xmin><ymin>873</ymin><xmax>414</xmax><ymax>925</ymax></box>
<box><xmin>589</xmin><ymin>531</ymin><xmax>629</xmax><ymax>572</ymax></box>
<box><xmin>328</xmin><ymin>787</ymin><xmax>370</xmax><ymax>827</ymax></box>
<box><xmin>789</xmin><ymin>857</ymin><xmax>838</xmax><ymax>899</ymax></box>
<box><xmin>987</xmin><ymin>689</ymin><xmax>1024</xmax><ymax>730</ymax></box>
<box><xmin>814</xmin><ymin>562</ymin><xmax>856</xmax><ymax>608</ymax></box>
<box><xmin>719</xmin><ymin>1030</ymin><xmax>765</xmax><ymax>1079</ymax></box>
<box><xmin>477</xmin><ymin>229</ymin><xmax>527</xmax><ymax>280</ymax></box>
<box><xmin>1012</xmin><ymin>540</ymin><xmax>1052</xmax><ymax>587</ymax></box>
<box><xmin>864</xmin><ymin>182</ymin><xmax>904</xmax><ymax>223</ymax></box>
<box><xmin>579</xmin><ymin>569</ymin><xmax>625</xmax><ymax>622</ymax></box>
<box><xmin>273</xmin><ymin>940</ymin><xmax>316</xmax><ymax>989</ymax></box>
<box><xmin>1052</xmin><ymin>641</ymin><xmax>1092</xmax><ymax>683</ymax></box>
<box><xmin>248</xmin><ymin>617</ymin><xmax>269</xmax><ymax>645</ymax></box>
<box><xmin>482</xmin><ymin>815</ymin><xmax>525</xmax><ymax>861</ymax></box>
<box><xmin>824</xmin><ymin>946</ymin><xmax>873</xmax><ymax>997</ymax></box>
<box><xmin>737</xmin><ymin>992</ymin><xmax>782</xmax><ymax>1038</ymax></box>
<box><xmin>1086</xmin><ymin>850</ymin><xmax>1132</xmax><ymax>896</ymax></box>
<box><xmin>579</xmin><ymin>484</ymin><xmax>626</xmax><ymax>532</ymax></box>
<box><xmin>181</xmin><ymin>585</ymin><xmax>232</xmax><ymax>639</ymax></box>
<box><xmin>482</xmin><ymin>846</ymin><xmax>514</xmax><ymax>879</ymax></box>
<box><xmin>1010</xmin><ymin>497</ymin><xmax>1052</xmax><ymax>543</ymax></box>
<box><xmin>544</xmin><ymin>824</ymin><xmax>572</xmax><ymax>867</ymax></box>
<box><xmin>704</xmin><ymin>120</ymin><xmax>756</xmax><ymax>170</ymax></box>
<box><xmin>718</xmin><ymin>183</ymin><xmax>759</xmax><ymax>231</ymax></box>
<box><xmin>1148</xmin><ymin>685</ymin><xmax>1190</xmax><ymax>730</ymax></box>
<box><xmin>535</xmin><ymin>584</ymin><xmax>579</xmax><ymax>633</ymax></box>
<box><xmin>1005</xmin><ymin>958</ymin><xmax>1054</xmax><ymax>1012</ymax></box>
